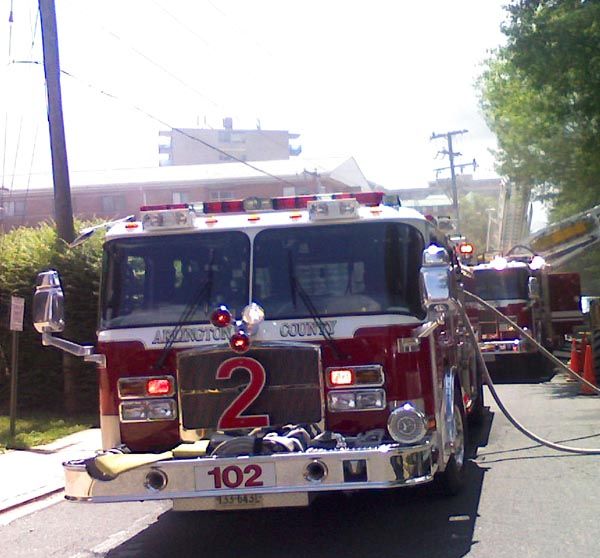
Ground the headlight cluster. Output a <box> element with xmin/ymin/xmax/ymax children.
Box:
<box><xmin>328</xmin><ymin>389</ymin><xmax>386</xmax><ymax>412</ymax></box>
<box><xmin>326</xmin><ymin>365</ymin><xmax>386</xmax><ymax>412</ymax></box>
<box><xmin>118</xmin><ymin>375</ymin><xmax>178</xmax><ymax>423</ymax></box>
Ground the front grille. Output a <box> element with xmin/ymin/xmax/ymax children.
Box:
<box><xmin>177</xmin><ymin>343</ymin><xmax>322</xmax><ymax>430</ymax></box>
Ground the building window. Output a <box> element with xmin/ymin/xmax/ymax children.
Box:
<box><xmin>172</xmin><ymin>191</ymin><xmax>190</xmax><ymax>204</ymax></box>
<box><xmin>218</xmin><ymin>152</ymin><xmax>245</xmax><ymax>162</ymax></box>
<box><xmin>101</xmin><ymin>195</ymin><xmax>125</xmax><ymax>213</ymax></box>
<box><xmin>209</xmin><ymin>191</ymin><xmax>234</xmax><ymax>201</ymax></box>
<box><xmin>4</xmin><ymin>200</ymin><xmax>26</xmax><ymax>216</ymax></box>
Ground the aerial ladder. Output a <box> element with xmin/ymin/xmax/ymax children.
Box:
<box><xmin>502</xmin><ymin>204</ymin><xmax>600</xmax><ymax>380</ymax></box>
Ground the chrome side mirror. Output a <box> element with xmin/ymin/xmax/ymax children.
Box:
<box><xmin>420</xmin><ymin>245</ymin><xmax>452</xmax><ymax>307</ymax></box>
<box><xmin>33</xmin><ymin>270</ymin><xmax>65</xmax><ymax>333</ymax></box>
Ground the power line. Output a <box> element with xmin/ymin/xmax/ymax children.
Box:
<box><xmin>100</xmin><ymin>27</ymin><xmax>221</xmax><ymax>110</ymax></box>
<box><xmin>149</xmin><ymin>0</ymin><xmax>210</xmax><ymax>48</ymax></box>
<box><xmin>55</xmin><ymin>67</ymin><xmax>301</xmax><ymax>189</ymax></box>
<box><xmin>64</xmin><ymin>1</ymin><xmax>306</xmax><ymax>172</ymax></box>
<box><xmin>148</xmin><ymin>0</ymin><xmax>302</xmax><ymax>161</ymax></box>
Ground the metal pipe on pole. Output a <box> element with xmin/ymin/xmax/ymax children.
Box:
<box><xmin>39</xmin><ymin>0</ymin><xmax>75</xmax><ymax>244</ymax></box>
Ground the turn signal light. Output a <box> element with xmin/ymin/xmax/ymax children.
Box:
<box><xmin>329</xmin><ymin>368</ymin><xmax>354</xmax><ymax>386</ymax></box>
<box><xmin>326</xmin><ymin>365</ymin><xmax>384</xmax><ymax>388</ymax></box>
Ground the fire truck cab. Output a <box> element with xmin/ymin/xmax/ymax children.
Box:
<box><xmin>33</xmin><ymin>192</ymin><xmax>483</xmax><ymax>510</ymax></box>
<box><xmin>464</xmin><ymin>256</ymin><xmax>582</xmax><ymax>380</ymax></box>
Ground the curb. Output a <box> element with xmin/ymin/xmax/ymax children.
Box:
<box><xmin>0</xmin><ymin>486</ymin><xmax>64</xmax><ymax>515</ymax></box>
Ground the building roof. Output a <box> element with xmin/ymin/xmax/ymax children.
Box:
<box><xmin>5</xmin><ymin>156</ymin><xmax>371</xmax><ymax>193</ymax></box>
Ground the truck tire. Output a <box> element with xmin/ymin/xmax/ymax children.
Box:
<box><xmin>437</xmin><ymin>388</ymin><xmax>467</xmax><ymax>496</ymax></box>
<box><xmin>592</xmin><ymin>329</ymin><xmax>600</xmax><ymax>384</ymax></box>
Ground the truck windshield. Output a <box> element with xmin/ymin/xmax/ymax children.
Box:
<box><xmin>100</xmin><ymin>232</ymin><xmax>250</xmax><ymax>328</ymax></box>
<box><xmin>473</xmin><ymin>268</ymin><xmax>530</xmax><ymax>301</ymax></box>
<box><xmin>253</xmin><ymin>221</ymin><xmax>425</xmax><ymax>319</ymax></box>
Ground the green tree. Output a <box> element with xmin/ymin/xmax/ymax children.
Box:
<box><xmin>479</xmin><ymin>0</ymin><xmax>600</xmax><ymax>217</ymax></box>
<box><xmin>458</xmin><ymin>192</ymin><xmax>500</xmax><ymax>257</ymax></box>
<box><xmin>478</xmin><ymin>1</ymin><xmax>600</xmax><ymax>294</ymax></box>
<box><xmin>0</xmin><ymin>222</ymin><xmax>104</xmax><ymax>413</ymax></box>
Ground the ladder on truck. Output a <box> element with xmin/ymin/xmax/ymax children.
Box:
<box><xmin>523</xmin><ymin>204</ymin><xmax>600</xmax><ymax>266</ymax></box>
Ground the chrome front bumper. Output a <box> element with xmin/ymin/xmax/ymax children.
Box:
<box><xmin>64</xmin><ymin>443</ymin><xmax>435</xmax><ymax>510</ymax></box>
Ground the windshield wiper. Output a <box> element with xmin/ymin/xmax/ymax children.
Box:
<box><xmin>287</xmin><ymin>251</ymin><xmax>345</xmax><ymax>360</ymax></box>
<box><xmin>153</xmin><ymin>250</ymin><xmax>216</xmax><ymax>371</ymax></box>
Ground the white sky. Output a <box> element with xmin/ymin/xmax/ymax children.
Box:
<box><xmin>0</xmin><ymin>0</ymin><xmax>508</xmax><ymax>191</ymax></box>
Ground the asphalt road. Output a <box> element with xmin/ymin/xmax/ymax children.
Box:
<box><xmin>2</xmin><ymin>380</ymin><xmax>600</xmax><ymax>558</ymax></box>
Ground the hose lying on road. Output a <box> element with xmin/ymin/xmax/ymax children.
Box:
<box><xmin>462</xmin><ymin>290</ymin><xmax>600</xmax><ymax>455</ymax></box>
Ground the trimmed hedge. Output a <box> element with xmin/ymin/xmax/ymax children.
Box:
<box><xmin>0</xmin><ymin>222</ymin><xmax>104</xmax><ymax>414</ymax></box>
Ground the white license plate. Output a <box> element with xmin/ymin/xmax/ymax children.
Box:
<box><xmin>215</xmin><ymin>494</ymin><xmax>264</xmax><ymax>508</ymax></box>
<box><xmin>195</xmin><ymin>462</ymin><xmax>277</xmax><ymax>490</ymax></box>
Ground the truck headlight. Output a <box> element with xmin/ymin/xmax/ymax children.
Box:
<box><xmin>387</xmin><ymin>402</ymin><xmax>427</xmax><ymax>444</ymax></box>
<box><xmin>120</xmin><ymin>398</ymin><xmax>177</xmax><ymax>422</ymax></box>
<box><xmin>327</xmin><ymin>389</ymin><xmax>385</xmax><ymax>412</ymax></box>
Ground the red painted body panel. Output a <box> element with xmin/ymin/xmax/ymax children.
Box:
<box><xmin>547</xmin><ymin>273</ymin><xmax>581</xmax><ymax>312</ymax></box>
<box><xmin>98</xmin><ymin>322</ymin><xmax>435</xmax><ymax>451</ymax></box>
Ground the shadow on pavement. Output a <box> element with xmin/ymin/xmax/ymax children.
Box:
<box><xmin>105</xmin><ymin>415</ymin><xmax>494</xmax><ymax>558</ymax></box>
<box><xmin>485</xmin><ymin>353</ymin><xmax>555</xmax><ymax>384</ymax></box>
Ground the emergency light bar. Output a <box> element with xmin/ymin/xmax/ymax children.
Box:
<box><xmin>140</xmin><ymin>204</ymin><xmax>196</xmax><ymax>230</ymax></box>
<box><xmin>139</xmin><ymin>192</ymin><xmax>386</xmax><ymax>229</ymax></box>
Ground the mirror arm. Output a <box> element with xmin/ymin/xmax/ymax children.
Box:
<box><xmin>42</xmin><ymin>333</ymin><xmax>95</xmax><ymax>357</ymax></box>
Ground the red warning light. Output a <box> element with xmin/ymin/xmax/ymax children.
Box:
<box><xmin>230</xmin><ymin>331</ymin><xmax>251</xmax><ymax>353</ymax></box>
<box><xmin>210</xmin><ymin>306</ymin><xmax>232</xmax><ymax>328</ymax></box>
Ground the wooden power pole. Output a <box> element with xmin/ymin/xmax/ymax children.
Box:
<box><xmin>431</xmin><ymin>129</ymin><xmax>470</xmax><ymax>233</ymax></box>
<box><xmin>39</xmin><ymin>0</ymin><xmax>75</xmax><ymax>243</ymax></box>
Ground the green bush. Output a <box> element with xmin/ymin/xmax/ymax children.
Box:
<box><xmin>0</xmin><ymin>221</ymin><xmax>104</xmax><ymax>414</ymax></box>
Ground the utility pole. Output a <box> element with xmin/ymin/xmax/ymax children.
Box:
<box><xmin>39</xmin><ymin>0</ymin><xmax>74</xmax><ymax>243</ymax></box>
<box><xmin>430</xmin><ymin>129</ymin><xmax>472</xmax><ymax>233</ymax></box>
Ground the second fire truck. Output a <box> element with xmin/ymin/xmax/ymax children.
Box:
<box><xmin>464</xmin><ymin>204</ymin><xmax>600</xmax><ymax>381</ymax></box>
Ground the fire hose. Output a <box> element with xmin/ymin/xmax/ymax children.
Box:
<box><xmin>462</xmin><ymin>290</ymin><xmax>600</xmax><ymax>455</ymax></box>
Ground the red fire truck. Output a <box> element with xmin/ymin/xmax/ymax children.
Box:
<box><xmin>464</xmin><ymin>204</ymin><xmax>600</xmax><ymax>381</ymax></box>
<box><xmin>464</xmin><ymin>256</ymin><xmax>583</xmax><ymax>381</ymax></box>
<box><xmin>33</xmin><ymin>192</ymin><xmax>483</xmax><ymax>511</ymax></box>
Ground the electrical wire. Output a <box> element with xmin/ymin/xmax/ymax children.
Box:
<box><xmin>148</xmin><ymin>0</ymin><xmax>308</xmax><ymax>166</ymax></box>
<box><xmin>19</xmin><ymin>120</ymin><xmax>39</xmax><ymax>226</ymax></box>
<box><xmin>2</xmin><ymin>2</ymin><xmax>42</xmax><ymax>234</ymax></box>
<box><xmin>7</xmin><ymin>60</ymin><xmax>302</xmax><ymax>190</ymax></box>
<box><xmin>462</xmin><ymin>289</ymin><xmax>600</xmax><ymax>455</ymax></box>
<box><xmin>56</xmin><ymin>67</ymin><xmax>302</xmax><ymax>189</ymax></box>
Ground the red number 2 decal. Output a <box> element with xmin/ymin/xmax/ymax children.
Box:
<box><xmin>216</xmin><ymin>357</ymin><xmax>269</xmax><ymax>429</ymax></box>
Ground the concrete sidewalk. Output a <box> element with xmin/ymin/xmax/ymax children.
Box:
<box><xmin>0</xmin><ymin>428</ymin><xmax>101</xmax><ymax>513</ymax></box>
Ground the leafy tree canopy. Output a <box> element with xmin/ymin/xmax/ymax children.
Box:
<box><xmin>479</xmin><ymin>0</ymin><xmax>600</xmax><ymax>219</ymax></box>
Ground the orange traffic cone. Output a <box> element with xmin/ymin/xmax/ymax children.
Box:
<box><xmin>580</xmin><ymin>345</ymin><xmax>598</xmax><ymax>395</ymax></box>
<box><xmin>569</xmin><ymin>339</ymin><xmax>582</xmax><ymax>377</ymax></box>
